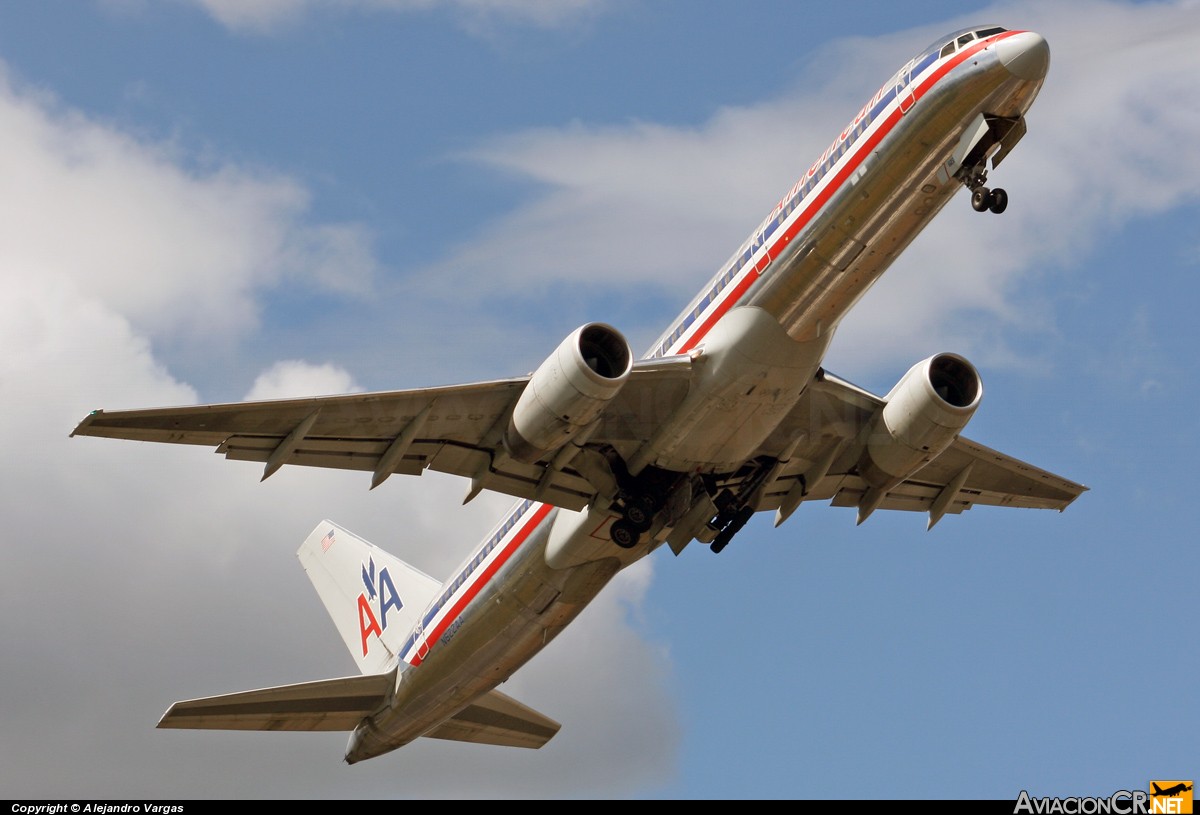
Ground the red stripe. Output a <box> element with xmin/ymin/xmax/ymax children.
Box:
<box><xmin>408</xmin><ymin>502</ymin><xmax>554</xmax><ymax>666</ymax></box>
<box><xmin>677</xmin><ymin>29</ymin><xmax>1020</xmax><ymax>356</ymax></box>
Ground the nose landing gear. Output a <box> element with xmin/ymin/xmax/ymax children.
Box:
<box><xmin>970</xmin><ymin>185</ymin><xmax>1008</xmax><ymax>214</ymax></box>
<box><xmin>962</xmin><ymin>165</ymin><xmax>1008</xmax><ymax>214</ymax></box>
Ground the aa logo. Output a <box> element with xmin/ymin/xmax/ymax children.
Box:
<box><xmin>1150</xmin><ymin>781</ymin><xmax>1193</xmax><ymax>814</ymax></box>
<box><xmin>357</xmin><ymin>556</ymin><xmax>403</xmax><ymax>657</ymax></box>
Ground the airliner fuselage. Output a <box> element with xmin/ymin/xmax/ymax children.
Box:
<box><xmin>343</xmin><ymin>26</ymin><xmax>1052</xmax><ymax>763</ymax></box>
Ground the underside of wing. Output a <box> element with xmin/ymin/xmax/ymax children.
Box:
<box><xmin>73</xmin><ymin>349</ymin><xmax>1084</xmax><ymax>545</ymax></box>
<box><xmin>72</xmin><ymin>378</ymin><xmax>526</xmax><ymax>481</ymax></box>
<box><xmin>737</xmin><ymin>370</ymin><xmax>1087</xmax><ymax>530</ymax></box>
<box><xmin>71</xmin><ymin>357</ymin><xmax>694</xmax><ymax>511</ymax></box>
<box><xmin>422</xmin><ymin>688</ymin><xmax>561</xmax><ymax>749</ymax></box>
<box><xmin>157</xmin><ymin>672</ymin><xmax>395</xmax><ymax>732</ymax></box>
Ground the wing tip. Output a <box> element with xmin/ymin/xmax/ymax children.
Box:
<box><xmin>1058</xmin><ymin>483</ymin><xmax>1089</xmax><ymax>511</ymax></box>
<box><xmin>69</xmin><ymin>410</ymin><xmax>103</xmax><ymax>438</ymax></box>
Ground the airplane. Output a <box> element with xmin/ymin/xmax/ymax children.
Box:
<box><xmin>71</xmin><ymin>24</ymin><xmax>1086</xmax><ymax>764</ymax></box>
<box><xmin>1152</xmin><ymin>783</ymin><xmax>1193</xmax><ymax>798</ymax></box>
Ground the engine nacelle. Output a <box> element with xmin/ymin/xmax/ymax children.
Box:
<box><xmin>859</xmin><ymin>353</ymin><xmax>983</xmax><ymax>487</ymax></box>
<box><xmin>503</xmin><ymin>323</ymin><xmax>633</xmax><ymax>464</ymax></box>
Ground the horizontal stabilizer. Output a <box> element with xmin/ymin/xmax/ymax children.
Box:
<box><xmin>157</xmin><ymin>671</ymin><xmax>395</xmax><ymax>732</ymax></box>
<box><xmin>424</xmin><ymin>688</ymin><xmax>561</xmax><ymax>749</ymax></box>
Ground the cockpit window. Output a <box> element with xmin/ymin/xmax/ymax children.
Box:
<box><xmin>919</xmin><ymin>26</ymin><xmax>1008</xmax><ymax>65</ymax></box>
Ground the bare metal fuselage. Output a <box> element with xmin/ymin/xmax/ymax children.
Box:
<box><xmin>345</xmin><ymin>29</ymin><xmax>1049</xmax><ymax>764</ymax></box>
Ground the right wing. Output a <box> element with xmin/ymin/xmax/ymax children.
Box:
<box><xmin>714</xmin><ymin>369</ymin><xmax>1086</xmax><ymax>532</ymax></box>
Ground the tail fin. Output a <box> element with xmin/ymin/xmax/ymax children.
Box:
<box><xmin>298</xmin><ymin>521</ymin><xmax>441</xmax><ymax>675</ymax></box>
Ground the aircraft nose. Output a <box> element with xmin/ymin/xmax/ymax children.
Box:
<box><xmin>996</xmin><ymin>31</ymin><xmax>1050</xmax><ymax>81</ymax></box>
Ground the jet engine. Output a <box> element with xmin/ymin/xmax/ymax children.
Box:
<box><xmin>503</xmin><ymin>323</ymin><xmax>633</xmax><ymax>464</ymax></box>
<box><xmin>859</xmin><ymin>353</ymin><xmax>983</xmax><ymax>487</ymax></box>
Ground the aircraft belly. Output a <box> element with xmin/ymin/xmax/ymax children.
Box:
<box><xmin>657</xmin><ymin>377</ymin><xmax>802</xmax><ymax>472</ymax></box>
<box><xmin>638</xmin><ymin>306</ymin><xmax>830</xmax><ymax>474</ymax></box>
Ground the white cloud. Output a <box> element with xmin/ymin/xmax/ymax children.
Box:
<box><xmin>0</xmin><ymin>64</ymin><xmax>378</xmax><ymax>347</ymax></box>
<box><xmin>244</xmin><ymin>359</ymin><xmax>363</xmax><ymax>400</ymax></box>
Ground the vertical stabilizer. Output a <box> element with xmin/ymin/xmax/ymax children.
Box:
<box><xmin>298</xmin><ymin>521</ymin><xmax>442</xmax><ymax>675</ymax></box>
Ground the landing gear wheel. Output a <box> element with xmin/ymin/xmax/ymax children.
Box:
<box><xmin>610</xmin><ymin>519</ymin><xmax>640</xmax><ymax>549</ymax></box>
<box><xmin>988</xmin><ymin>187</ymin><xmax>1008</xmax><ymax>214</ymax></box>
<box><xmin>710</xmin><ymin>506</ymin><xmax>754</xmax><ymax>554</ymax></box>
<box><xmin>971</xmin><ymin>187</ymin><xmax>992</xmax><ymax>212</ymax></box>
<box><xmin>623</xmin><ymin>495</ymin><xmax>656</xmax><ymax>532</ymax></box>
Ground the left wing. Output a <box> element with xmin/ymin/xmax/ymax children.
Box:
<box><xmin>71</xmin><ymin>358</ymin><xmax>694</xmax><ymax>511</ymax></box>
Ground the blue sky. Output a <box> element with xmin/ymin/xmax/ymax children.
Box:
<box><xmin>1</xmin><ymin>0</ymin><xmax>1196</xmax><ymax>800</ymax></box>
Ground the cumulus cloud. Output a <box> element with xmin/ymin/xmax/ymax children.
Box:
<box><xmin>244</xmin><ymin>359</ymin><xmax>363</xmax><ymax>400</ymax></box>
<box><xmin>0</xmin><ymin>42</ymin><xmax>674</xmax><ymax>796</ymax></box>
<box><xmin>0</xmin><ymin>65</ymin><xmax>379</xmax><ymax>347</ymax></box>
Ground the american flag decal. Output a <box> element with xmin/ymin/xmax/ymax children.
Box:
<box><xmin>321</xmin><ymin>529</ymin><xmax>335</xmax><ymax>552</ymax></box>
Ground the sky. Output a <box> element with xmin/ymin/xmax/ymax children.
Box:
<box><xmin>1</xmin><ymin>0</ymin><xmax>1197</xmax><ymax>801</ymax></box>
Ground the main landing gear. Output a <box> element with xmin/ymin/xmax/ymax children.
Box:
<box><xmin>605</xmin><ymin>458</ymin><xmax>771</xmax><ymax>554</ymax></box>
<box><xmin>610</xmin><ymin>473</ymin><xmax>672</xmax><ymax>550</ymax></box>
<box><xmin>611</xmin><ymin>495</ymin><xmax>656</xmax><ymax>549</ymax></box>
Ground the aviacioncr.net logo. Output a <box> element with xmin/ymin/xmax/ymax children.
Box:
<box><xmin>1014</xmin><ymin>784</ymin><xmax>1193</xmax><ymax>815</ymax></box>
<box><xmin>1014</xmin><ymin>790</ymin><xmax>1148</xmax><ymax>814</ymax></box>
